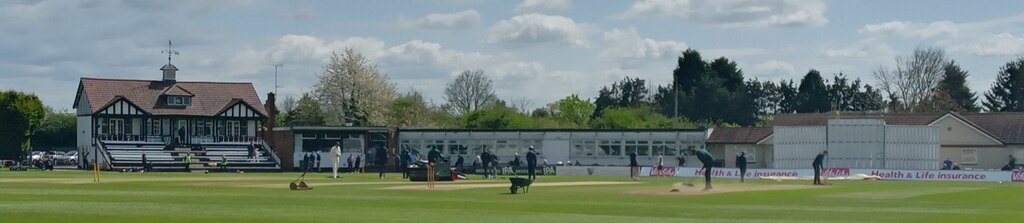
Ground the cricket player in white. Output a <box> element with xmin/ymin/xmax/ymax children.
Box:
<box><xmin>330</xmin><ymin>142</ymin><xmax>342</xmax><ymax>178</ymax></box>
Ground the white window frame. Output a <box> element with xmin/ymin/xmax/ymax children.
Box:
<box><xmin>149</xmin><ymin>118</ymin><xmax>162</xmax><ymax>136</ymax></box>
<box><xmin>961</xmin><ymin>148</ymin><xmax>978</xmax><ymax>165</ymax></box>
<box><xmin>226</xmin><ymin>120</ymin><xmax>241</xmax><ymax>137</ymax></box>
<box><xmin>166</xmin><ymin>96</ymin><xmax>192</xmax><ymax>106</ymax></box>
<box><xmin>109</xmin><ymin>118</ymin><xmax>125</xmax><ymax>135</ymax></box>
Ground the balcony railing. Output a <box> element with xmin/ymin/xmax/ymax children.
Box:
<box><xmin>97</xmin><ymin>134</ymin><xmax>261</xmax><ymax>145</ymax></box>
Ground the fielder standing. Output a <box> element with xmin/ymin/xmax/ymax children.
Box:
<box><xmin>629</xmin><ymin>150</ymin><xmax>639</xmax><ymax>181</ymax></box>
<box><xmin>427</xmin><ymin>146</ymin><xmax>441</xmax><ymax>188</ymax></box>
<box><xmin>813</xmin><ymin>151</ymin><xmax>827</xmax><ymax>185</ymax></box>
<box><xmin>330</xmin><ymin>142</ymin><xmax>342</xmax><ymax>178</ymax></box>
<box><xmin>736</xmin><ymin>152</ymin><xmax>748</xmax><ymax>183</ymax></box>
<box><xmin>526</xmin><ymin>146</ymin><xmax>538</xmax><ymax>181</ymax></box>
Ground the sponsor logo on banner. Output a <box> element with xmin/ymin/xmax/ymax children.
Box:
<box><xmin>822</xmin><ymin>168</ymin><xmax>850</xmax><ymax>177</ymax></box>
<box><xmin>641</xmin><ymin>167</ymin><xmax>1016</xmax><ymax>182</ymax></box>
<box><xmin>649</xmin><ymin>167</ymin><xmax>677</xmax><ymax>177</ymax></box>
<box><xmin>867</xmin><ymin>170</ymin><xmax>991</xmax><ymax>181</ymax></box>
<box><xmin>691</xmin><ymin>168</ymin><xmax>813</xmax><ymax>178</ymax></box>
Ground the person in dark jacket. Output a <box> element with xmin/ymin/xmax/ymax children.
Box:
<box><xmin>454</xmin><ymin>155</ymin><xmax>464</xmax><ymax>174</ymax></box>
<box><xmin>481</xmin><ymin>150</ymin><xmax>492</xmax><ymax>178</ymax></box>
<box><xmin>526</xmin><ymin>146</ymin><xmax>538</xmax><ymax>181</ymax></box>
<box><xmin>247</xmin><ymin>142</ymin><xmax>257</xmax><ymax>163</ymax></box>
<box><xmin>1008</xmin><ymin>155</ymin><xmax>1017</xmax><ymax>171</ymax></box>
<box><xmin>736</xmin><ymin>152</ymin><xmax>748</xmax><ymax>183</ymax></box>
<box><xmin>629</xmin><ymin>150</ymin><xmax>639</xmax><ymax>181</ymax></box>
<box><xmin>141</xmin><ymin>152</ymin><xmax>149</xmax><ymax>172</ymax></box>
<box><xmin>377</xmin><ymin>146</ymin><xmax>388</xmax><ymax>179</ymax></box>
<box><xmin>354</xmin><ymin>155</ymin><xmax>362</xmax><ymax>173</ymax></box>
<box><xmin>400</xmin><ymin>150</ymin><xmax>410</xmax><ymax>179</ymax></box>
<box><xmin>694</xmin><ymin>148</ymin><xmax>715</xmax><ymax>191</ymax></box>
<box><xmin>813</xmin><ymin>151</ymin><xmax>827</xmax><ymax>185</ymax></box>
<box><xmin>302</xmin><ymin>153</ymin><xmax>310</xmax><ymax>171</ymax></box>
<box><xmin>427</xmin><ymin>147</ymin><xmax>442</xmax><ymax>188</ymax></box>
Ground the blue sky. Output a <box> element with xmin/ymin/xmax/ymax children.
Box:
<box><xmin>2</xmin><ymin>0</ymin><xmax>1024</xmax><ymax>111</ymax></box>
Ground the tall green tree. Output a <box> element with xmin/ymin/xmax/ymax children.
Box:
<box><xmin>31</xmin><ymin>107</ymin><xmax>76</xmax><ymax>150</ymax></box>
<box><xmin>777</xmin><ymin>80</ymin><xmax>799</xmax><ymax>113</ymax></box>
<box><xmin>0</xmin><ymin>90</ymin><xmax>45</xmax><ymax>160</ymax></box>
<box><xmin>283</xmin><ymin>93</ymin><xmax>326</xmax><ymax>126</ymax></box>
<box><xmin>796</xmin><ymin>70</ymin><xmax>830</xmax><ymax>113</ymax></box>
<box><xmin>938</xmin><ymin>61</ymin><xmax>980</xmax><ymax>112</ymax></box>
<box><xmin>984</xmin><ymin>57</ymin><xmax>1024</xmax><ymax>112</ymax></box>
<box><xmin>590</xmin><ymin>106</ymin><xmax>678</xmax><ymax>129</ymax></box>
<box><xmin>659</xmin><ymin>50</ymin><xmax>755</xmax><ymax>125</ymax></box>
<box><xmin>709</xmin><ymin>57</ymin><xmax>744</xmax><ymax>92</ymax></box>
<box><xmin>705</xmin><ymin>57</ymin><xmax>756</xmax><ymax>125</ymax></box>
<box><xmin>826</xmin><ymin>73</ymin><xmax>853</xmax><ymax>111</ymax></box>
<box><xmin>554</xmin><ymin>94</ymin><xmax>595</xmax><ymax>128</ymax></box>
<box><xmin>593</xmin><ymin>77</ymin><xmax>650</xmax><ymax>117</ymax></box>
<box><xmin>851</xmin><ymin>80</ymin><xmax>886</xmax><ymax>111</ymax></box>
<box><xmin>747</xmin><ymin>79</ymin><xmax>780</xmax><ymax>121</ymax></box>
<box><xmin>669</xmin><ymin>49</ymin><xmax>707</xmax><ymax>120</ymax></box>
<box><xmin>460</xmin><ymin>101</ymin><xmax>532</xmax><ymax>129</ymax></box>
<box><xmin>388</xmin><ymin>90</ymin><xmax>436</xmax><ymax>127</ymax></box>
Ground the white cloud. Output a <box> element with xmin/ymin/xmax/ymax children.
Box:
<box><xmin>821</xmin><ymin>39</ymin><xmax>895</xmax><ymax>59</ymax></box>
<box><xmin>514</xmin><ymin>0</ymin><xmax>571</xmax><ymax>14</ymax></box>
<box><xmin>858</xmin><ymin>14</ymin><xmax>1024</xmax><ymax>56</ymax></box>
<box><xmin>947</xmin><ymin>32</ymin><xmax>1024</xmax><ymax>56</ymax></box>
<box><xmin>751</xmin><ymin>60</ymin><xmax>794</xmax><ymax>78</ymax></box>
<box><xmin>859</xmin><ymin>21</ymin><xmax>958</xmax><ymax>39</ymax></box>
<box><xmin>598</xmin><ymin>27</ymin><xmax>686</xmax><ymax>69</ymax></box>
<box><xmin>223</xmin><ymin>34</ymin><xmax>615</xmax><ymax>108</ymax></box>
<box><xmin>702</xmin><ymin>48</ymin><xmax>768</xmax><ymax>59</ymax></box>
<box><xmin>397</xmin><ymin>10</ymin><xmax>481</xmax><ymax>30</ymax></box>
<box><xmin>616</xmin><ymin>0</ymin><xmax>828</xmax><ymax>28</ymax></box>
<box><xmin>485</xmin><ymin>13</ymin><xmax>591</xmax><ymax>48</ymax></box>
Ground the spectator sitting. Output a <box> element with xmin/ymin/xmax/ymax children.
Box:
<box><xmin>952</xmin><ymin>163</ymin><xmax>961</xmax><ymax>170</ymax></box>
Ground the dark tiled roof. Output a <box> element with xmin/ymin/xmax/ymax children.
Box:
<box><xmin>958</xmin><ymin>112</ymin><xmax>1024</xmax><ymax>144</ymax></box>
<box><xmin>707</xmin><ymin>127</ymin><xmax>773</xmax><ymax>144</ymax></box>
<box><xmin>76</xmin><ymin>77</ymin><xmax>267</xmax><ymax>117</ymax></box>
<box><xmin>161</xmin><ymin>85</ymin><xmax>194</xmax><ymax>96</ymax></box>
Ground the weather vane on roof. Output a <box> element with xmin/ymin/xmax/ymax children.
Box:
<box><xmin>161</xmin><ymin>40</ymin><xmax>179</xmax><ymax>65</ymax></box>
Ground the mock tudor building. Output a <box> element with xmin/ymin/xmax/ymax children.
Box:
<box><xmin>73</xmin><ymin>60</ymin><xmax>281</xmax><ymax>171</ymax></box>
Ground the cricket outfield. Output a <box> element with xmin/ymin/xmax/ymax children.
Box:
<box><xmin>1</xmin><ymin>169</ymin><xmax>1021</xmax><ymax>223</ymax></box>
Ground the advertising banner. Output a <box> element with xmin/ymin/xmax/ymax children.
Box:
<box><xmin>640</xmin><ymin>167</ymin><xmax>1017</xmax><ymax>182</ymax></box>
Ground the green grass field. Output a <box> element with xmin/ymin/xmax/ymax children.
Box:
<box><xmin>1</xmin><ymin>169</ymin><xmax>1021</xmax><ymax>223</ymax></box>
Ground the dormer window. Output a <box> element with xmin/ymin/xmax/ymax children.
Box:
<box><xmin>167</xmin><ymin>96</ymin><xmax>191</xmax><ymax>106</ymax></box>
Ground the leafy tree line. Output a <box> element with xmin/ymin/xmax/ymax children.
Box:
<box><xmin>275</xmin><ymin>47</ymin><xmax>1023</xmax><ymax>130</ymax></box>
<box><xmin>0</xmin><ymin>90</ymin><xmax>45</xmax><ymax>160</ymax></box>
